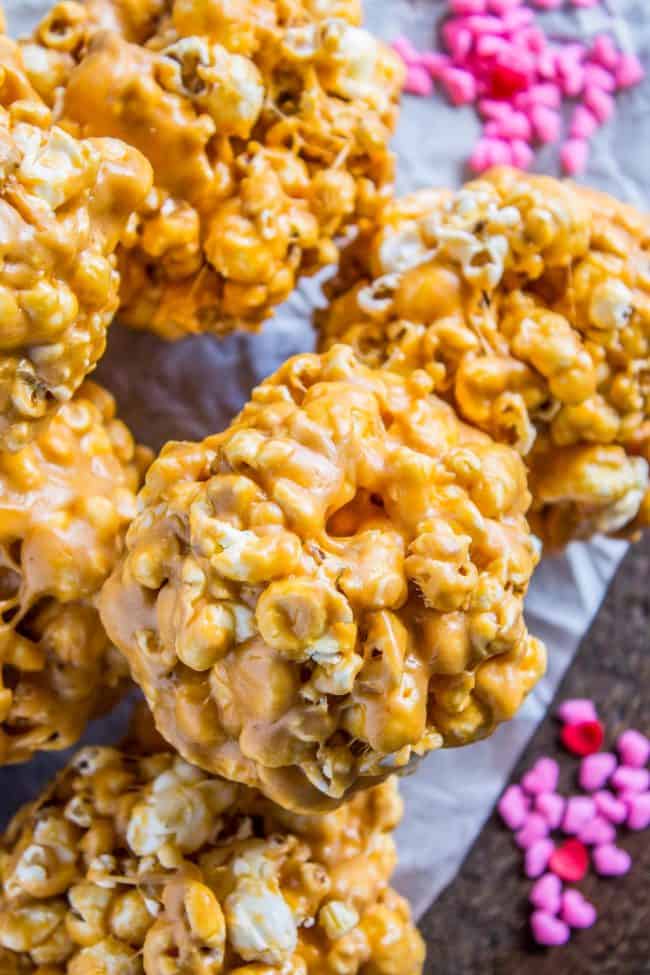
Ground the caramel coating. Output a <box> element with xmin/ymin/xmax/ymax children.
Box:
<box><xmin>317</xmin><ymin>167</ymin><xmax>650</xmax><ymax>550</ymax></box>
<box><xmin>0</xmin><ymin>381</ymin><xmax>152</xmax><ymax>764</ymax></box>
<box><xmin>0</xmin><ymin>745</ymin><xmax>424</xmax><ymax>974</ymax></box>
<box><xmin>0</xmin><ymin>35</ymin><xmax>152</xmax><ymax>450</ymax></box>
<box><xmin>22</xmin><ymin>0</ymin><xmax>404</xmax><ymax>339</ymax></box>
<box><xmin>100</xmin><ymin>345</ymin><xmax>544</xmax><ymax>811</ymax></box>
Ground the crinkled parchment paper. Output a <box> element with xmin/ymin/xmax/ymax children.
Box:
<box><xmin>3</xmin><ymin>0</ymin><xmax>648</xmax><ymax>921</ymax></box>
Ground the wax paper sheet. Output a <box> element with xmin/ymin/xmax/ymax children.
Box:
<box><xmin>2</xmin><ymin>0</ymin><xmax>648</xmax><ymax>922</ymax></box>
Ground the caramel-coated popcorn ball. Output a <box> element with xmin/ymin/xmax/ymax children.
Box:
<box><xmin>22</xmin><ymin>0</ymin><xmax>404</xmax><ymax>339</ymax></box>
<box><xmin>0</xmin><ymin>36</ymin><xmax>152</xmax><ymax>450</ymax></box>
<box><xmin>0</xmin><ymin>745</ymin><xmax>425</xmax><ymax>974</ymax></box>
<box><xmin>0</xmin><ymin>381</ymin><xmax>151</xmax><ymax>764</ymax></box>
<box><xmin>317</xmin><ymin>167</ymin><xmax>650</xmax><ymax>550</ymax></box>
<box><xmin>100</xmin><ymin>345</ymin><xmax>545</xmax><ymax>811</ymax></box>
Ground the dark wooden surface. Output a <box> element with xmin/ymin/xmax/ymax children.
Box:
<box><xmin>419</xmin><ymin>535</ymin><xmax>650</xmax><ymax>975</ymax></box>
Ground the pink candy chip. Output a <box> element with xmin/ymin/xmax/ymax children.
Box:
<box><xmin>530</xmin><ymin>105</ymin><xmax>561</xmax><ymax>143</ymax></box>
<box><xmin>616</xmin><ymin>729</ymin><xmax>649</xmax><ymax>768</ymax></box>
<box><xmin>584</xmin><ymin>86</ymin><xmax>615</xmax><ymax>123</ymax></box>
<box><xmin>522</xmin><ymin>757</ymin><xmax>560</xmax><ymax>796</ymax></box>
<box><xmin>570</xmin><ymin>105</ymin><xmax>599</xmax><ymax>139</ymax></box>
<box><xmin>525</xmin><ymin>839</ymin><xmax>555</xmax><ymax>879</ymax></box>
<box><xmin>593</xmin><ymin>790</ymin><xmax>628</xmax><ymax>825</ymax></box>
<box><xmin>593</xmin><ymin>844</ymin><xmax>632</xmax><ymax>877</ymax></box>
<box><xmin>626</xmin><ymin>792</ymin><xmax>650</xmax><ymax>831</ymax></box>
<box><xmin>556</xmin><ymin>699</ymin><xmax>598</xmax><ymax>725</ymax></box>
<box><xmin>591</xmin><ymin>35</ymin><xmax>620</xmax><ymax>71</ymax></box>
<box><xmin>488</xmin><ymin>0</ymin><xmax>523</xmax><ymax>12</ymax></box>
<box><xmin>616</xmin><ymin>53</ymin><xmax>645</xmax><ymax>89</ymax></box>
<box><xmin>560</xmin><ymin>890</ymin><xmax>597</xmax><ymax>930</ymax></box>
<box><xmin>516</xmin><ymin>813</ymin><xmax>550</xmax><ymax>849</ymax></box>
<box><xmin>611</xmin><ymin>766</ymin><xmax>649</xmax><ymax>794</ymax></box>
<box><xmin>450</xmin><ymin>0</ymin><xmax>488</xmax><ymax>13</ymax></box>
<box><xmin>510</xmin><ymin>138</ymin><xmax>534</xmax><ymax>169</ymax></box>
<box><xmin>535</xmin><ymin>792</ymin><xmax>565</xmax><ymax>830</ymax></box>
<box><xmin>579</xmin><ymin>752</ymin><xmax>617</xmax><ymax>792</ymax></box>
<box><xmin>562</xmin><ymin>796</ymin><xmax>596</xmax><ymax>835</ymax></box>
<box><xmin>584</xmin><ymin>63</ymin><xmax>616</xmax><ymax>92</ymax></box>
<box><xmin>404</xmin><ymin>65</ymin><xmax>434</xmax><ymax>97</ymax></box>
<box><xmin>578</xmin><ymin>815</ymin><xmax>616</xmax><ymax>846</ymax></box>
<box><xmin>529</xmin><ymin>873</ymin><xmax>563</xmax><ymax>915</ymax></box>
<box><xmin>498</xmin><ymin>785</ymin><xmax>530</xmax><ymax>830</ymax></box>
<box><xmin>441</xmin><ymin>65</ymin><xmax>478</xmax><ymax>105</ymax></box>
<box><xmin>561</xmin><ymin>138</ymin><xmax>589</xmax><ymax>176</ymax></box>
<box><xmin>391</xmin><ymin>37</ymin><xmax>420</xmax><ymax>65</ymax></box>
<box><xmin>530</xmin><ymin>911</ymin><xmax>570</xmax><ymax>947</ymax></box>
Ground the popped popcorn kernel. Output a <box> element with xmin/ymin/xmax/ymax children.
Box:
<box><xmin>23</xmin><ymin>0</ymin><xmax>404</xmax><ymax>340</ymax></box>
<box><xmin>0</xmin><ymin>741</ymin><xmax>424</xmax><ymax>974</ymax></box>
<box><xmin>0</xmin><ymin>382</ymin><xmax>151</xmax><ymax>765</ymax></box>
<box><xmin>100</xmin><ymin>345</ymin><xmax>544</xmax><ymax>812</ymax></box>
<box><xmin>317</xmin><ymin>168</ymin><xmax>650</xmax><ymax>549</ymax></box>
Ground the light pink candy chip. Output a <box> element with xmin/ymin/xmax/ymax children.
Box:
<box><xmin>556</xmin><ymin>699</ymin><xmax>598</xmax><ymax>725</ymax></box>
<box><xmin>530</xmin><ymin>873</ymin><xmax>563</xmax><ymax>915</ymax></box>
<box><xmin>525</xmin><ymin>838</ymin><xmax>555</xmax><ymax>879</ymax></box>
<box><xmin>591</xmin><ymin>34</ymin><xmax>621</xmax><ymax>71</ymax></box>
<box><xmin>391</xmin><ymin>37</ymin><xmax>420</xmax><ymax>65</ymax></box>
<box><xmin>578</xmin><ymin>815</ymin><xmax>616</xmax><ymax>846</ymax></box>
<box><xmin>593</xmin><ymin>790</ymin><xmax>627</xmax><ymax>825</ymax></box>
<box><xmin>488</xmin><ymin>0</ymin><xmax>523</xmax><ymax>12</ymax></box>
<box><xmin>522</xmin><ymin>757</ymin><xmax>560</xmax><ymax>796</ymax></box>
<box><xmin>441</xmin><ymin>66</ymin><xmax>478</xmax><ymax>105</ymax></box>
<box><xmin>498</xmin><ymin>784</ymin><xmax>530</xmax><ymax>830</ymax></box>
<box><xmin>584</xmin><ymin>86</ymin><xmax>615</xmax><ymax>123</ymax></box>
<box><xmin>569</xmin><ymin>105</ymin><xmax>599</xmax><ymax>139</ymax></box>
<box><xmin>584</xmin><ymin>63</ymin><xmax>616</xmax><ymax>92</ymax></box>
<box><xmin>579</xmin><ymin>752</ymin><xmax>617</xmax><ymax>792</ymax></box>
<box><xmin>626</xmin><ymin>792</ymin><xmax>650</xmax><ymax>831</ymax></box>
<box><xmin>450</xmin><ymin>0</ymin><xmax>488</xmax><ymax>13</ymax></box>
<box><xmin>530</xmin><ymin>105</ymin><xmax>561</xmax><ymax>143</ymax></box>
<box><xmin>561</xmin><ymin>890</ymin><xmax>597</xmax><ymax>930</ymax></box>
<box><xmin>421</xmin><ymin>51</ymin><xmax>450</xmax><ymax>79</ymax></box>
<box><xmin>561</xmin><ymin>138</ymin><xmax>589</xmax><ymax>176</ymax></box>
<box><xmin>404</xmin><ymin>65</ymin><xmax>434</xmax><ymax>97</ymax></box>
<box><xmin>442</xmin><ymin>22</ymin><xmax>474</xmax><ymax>62</ymax></box>
<box><xmin>516</xmin><ymin>813</ymin><xmax>550</xmax><ymax>849</ymax></box>
<box><xmin>530</xmin><ymin>911</ymin><xmax>570</xmax><ymax>947</ymax></box>
<box><xmin>616</xmin><ymin>53</ymin><xmax>645</xmax><ymax>89</ymax></box>
<box><xmin>593</xmin><ymin>844</ymin><xmax>632</xmax><ymax>877</ymax></box>
<box><xmin>616</xmin><ymin>729</ymin><xmax>649</xmax><ymax>768</ymax></box>
<box><xmin>509</xmin><ymin>139</ymin><xmax>534</xmax><ymax>170</ymax></box>
<box><xmin>611</xmin><ymin>766</ymin><xmax>649</xmax><ymax>794</ymax></box>
<box><xmin>562</xmin><ymin>795</ymin><xmax>596</xmax><ymax>835</ymax></box>
<box><xmin>535</xmin><ymin>793</ymin><xmax>566</xmax><ymax>830</ymax></box>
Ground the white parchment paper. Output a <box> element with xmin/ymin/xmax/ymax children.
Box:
<box><xmin>3</xmin><ymin>0</ymin><xmax>648</xmax><ymax>922</ymax></box>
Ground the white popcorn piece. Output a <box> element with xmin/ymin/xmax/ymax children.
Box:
<box><xmin>225</xmin><ymin>874</ymin><xmax>298</xmax><ymax>965</ymax></box>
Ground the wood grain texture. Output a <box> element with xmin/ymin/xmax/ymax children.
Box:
<box><xmin>419</xmin><ymin>535</ymin><xmax>650</xmax><ymax>975</ymax></box>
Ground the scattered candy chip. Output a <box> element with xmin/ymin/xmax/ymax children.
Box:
<box><xmin>578</xmin><ymin>815</ymin><xmax>616</xmax><ymax>846</ymax></box>
<box><xmin>562</xmin><ymin>796</ymin><xmax>596</xmax><ymax>835</ymax></box>
<box><xmin>593</xmin><ymin>790</ymin><xmax>628</xmax><ymax>825</ymax></box>
<box><xmin>404</xmin><ymin>65</ymin><xmax>435</xmax><ymax>96</ymax></box>
<box><xmin>616</xmin><ymin>53</ymin><xmax>645</xmax><ymax>88</ymax></box>
<box><xmin>560</xmin><ymin>890</ymin><xmax>597</xmax><ymax>929</ymax></box>
<box><xmin>522</xmin><ymin>757</ymin><xmax>560</xmax><ymax>796</ymax></box>
<box><xmin>535</xmin><ymin>792</ymin><xmax>566</xmax><ymax>830</ymax></box>
<box><xmin>530</xmin><ymin>911</ymin><xmax>571</xmax><ymax>947</ymax></box>
<box><xmin>498</xmin><ymin>784</ymin><xmax>531</xmax><ymax>830</ymax></box>
<box><xmin>611</xmin><ymin>766</ymin><xmax>649</xmax><ymax>795</ymax></box>
<box><xmin>525</xmin><ymin>838</ymin><xmax>555</xmax><ymax>878</ymax></box>
<box><xmin>560</xmin><ymin>720</ymin><xmax>604</xmax><ymax>756</ymax></box>
<box><xmin>516</xmin><ymin>813</ymin><xmax>550</xmax><ymax>849</ymax></box>
<box><xmin>530</xmin><ymin>873</ymin><xmax>563</xmax><ymax>915</ymax></box>
<box><xmin>579</xmin><ymin>752</ymin><xmax>617</xmax><ymax>792</ymax></box>
<box><xmin>556</xmin><ymin>700</ymin><xmax>598</xmax><ymax>725</ymax></box>
<box><xmin>616</xmin><ymin>729</ymin><xmax>649</xmax><ymax>769</ymax></box>
<box><xmin>592</xmin><ymin>843</ymin><xmax>631</xmax><ymax>877</ymax></box>
<box><xmin>625</xmin><ymin>793</ymin><xmax>650</xmax><ymax>831</ymax></box>
<box><xmin>549</xmin><ymin>839</ymin><xmax>589</xmax><ymax>882</ymax></box>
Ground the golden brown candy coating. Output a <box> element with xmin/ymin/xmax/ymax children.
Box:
<box><xmin>0</xmin><ymin>746</ymin><xmax>424</xmax><ymax>974</ymax></box>
<box><xmin>0</xmin><ymin>36</ymin><xmax>152</xmax><ymax>450</ymax></box>
<box><xmin>100</xmin><ymin>345</ymin><xmax>545</xmax><ymax>811</ymax></box>
<box><xmin>0</xmin><ymin>381</ymin><xmax>151</xmax><ymax>764</ymax></box>
<box><xmin>317</xmin><ymin>167</ymin><xmax>650</xmax><ymax>550</ymax></box>
<box><xmin>22</xmin><ymin>0</ymin><xmax>404</xmax><ymax>339</ymax></box>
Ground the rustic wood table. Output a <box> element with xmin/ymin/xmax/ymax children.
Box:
<box><xmin>420</xmin><ymin>535</ymin><xmax>650</xmax><ymax>975</ymax></box>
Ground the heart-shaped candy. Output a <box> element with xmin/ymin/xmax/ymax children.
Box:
<box><xmin>578</xmin><ymin>815</ymin><xmax>615</xmax><ymax>846</ymax></box>
<box><xmin>611</xmin><ymin>766</ymin><xmax>649</xmax><ymax>794</ymax></box>
<box><xmin>616</xmin><ymin>729</ymin><xmax>649</xmax><ymax>769</ymax></box>
<box><xmin>579</xmin><ymin>752</ymin><xmax>617</xmax><ymax>792</ymax></box>
<box><xmin>556</xmin><ymin>699</ymin><xmax>597</xmax><ymax>725</ymax></box>
<box><xmin>593</xmin><ymin>790</ymin><xmax>627</xmax><ymax>824</ymax></box>
<box><xmin>561</xmin><ymin>720</ymin><xmax>604</xmax><ymax>756</ymax></box>
<box><xmin>530</xmin><ymin>911</ymin><xmax>570</xmax><ymax>947</ymax></box>
<box><xmin>560</xmin><ymin>889</ymin><xmax>597</xmax><ymax>929</ymax></box>
<box><xmin>549</xmin><ymin>839</ymin><xmax>589</xmax><ymax>882</ymax></box>
<box><xmin>525</xmin><ymin>838</ymin><xmax>555</xmax><ymax>879</ymax></box>
<box><xmin>515</xmin><ymin>813</ymin><xmax>549</xmax><ymax>849</ymax></box>
<box><xmin>498</xmin><ymin>785</ymin><xmax>530</xmax><ymax>830</ymax></box>
<box><xmin>626</xmin><ymin>792</ymin><xmax>650</xmax><ymax>831</ymax></box>
<box><xmin>530</xmin><ymin>873</ymin><xmax>562</xmax><ymax>915</ymax></box>
<box><xmin>522</xmin><ymin>757</ymin><xmax>560</xmax><ymax>796</ymax></box>
<box><xmin>562</xmin><ymin>796</ymin><xmax>596</xmax><ymax>835</ymax></box>
<box><xmin>535</xmin><ymin>792</ymin><xmax>565</xmax><ymax>830</ymax></box>
<box><xmin>592</xmin><ymin>843</ymin><xmax>631</xmax><ymax>877</ymax></box>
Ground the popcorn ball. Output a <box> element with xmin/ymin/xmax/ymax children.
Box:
<box><xmin>23</xmin><ymin>0</ymin><xmax>404</xmax><ymax>340</ymax></box>
<box><xmin>0</xmin><ymin>35</ymin><xmax>152</xmax><ymax>450</ymax></box>
<box><xmin>317</xmin><ymin>167</ymin><xmax>650</xmax><ymax>549</ymax></box>
<box><xmin>0</xmin><ymin>381</ymin><xmax>151</xmax><ymax>764</ymax></box>
<box><xmin>100</xmin><ymin>345</ymin><xmax>545</xmax><ymax>811</ymax></box>
<box><xmin>0</xmin><ymin>744</ymin><xmax>425</xmax><ymax>974</ymax></box>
